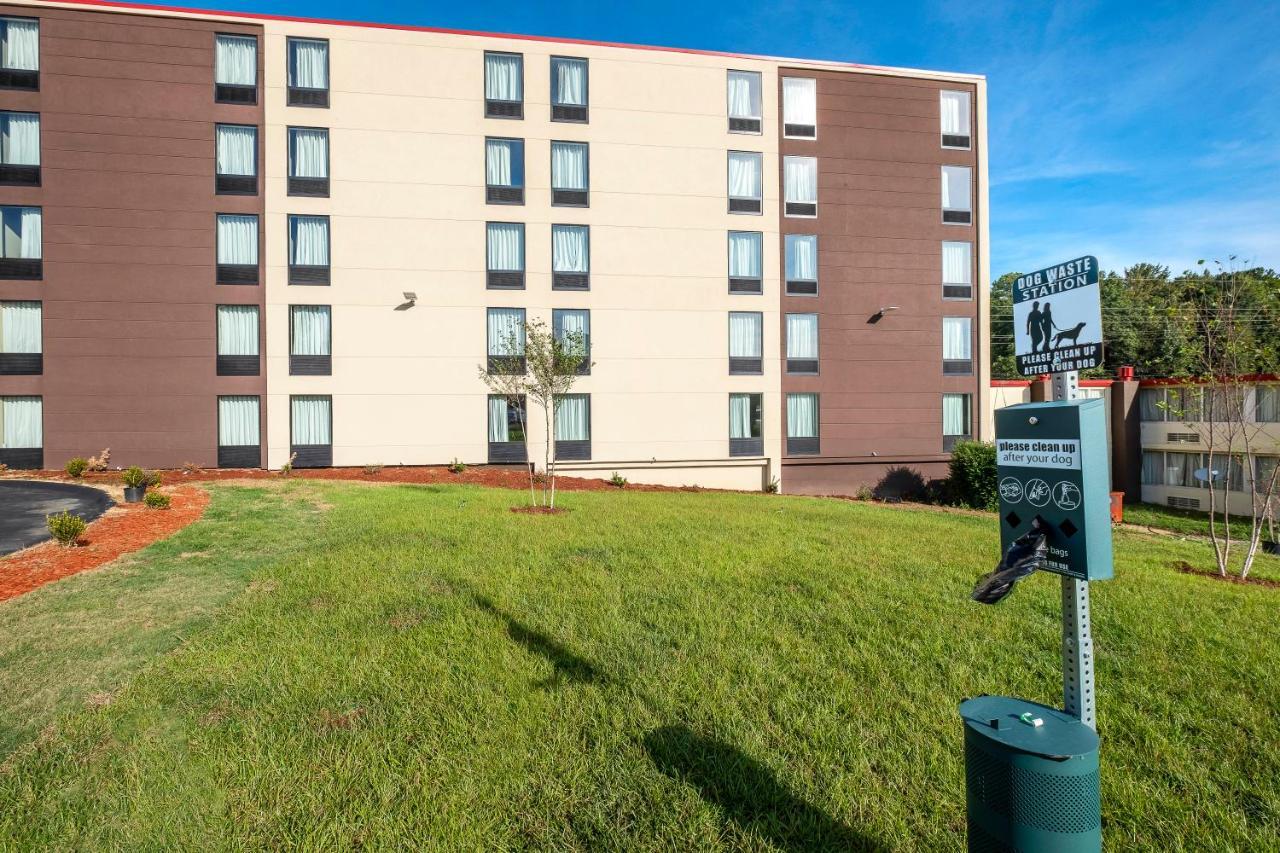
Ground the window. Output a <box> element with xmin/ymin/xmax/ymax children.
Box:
<box><xmin>551</xmin><ymin>141</ymin><xmax>589</xmax><ymax>206</ymax></box>
<box><xmin>0</xmin><ymin>17</ymin><xmax>39</xmax><ymax>90</ymax></box>
<box><xmin>785</xmin><ymin>234</ymin><xmax>817</xmax><ymax>295</ymax></box>
<box><xmin>288</xmin><ymin>127</ymin><xmax>329</xmax><ymax>196</ymax></box>
<box><xmin>486</xmin><ymin>223</ymin><xmax>525</xmax><ymax>289</ymax></box>
<box><xmin>782</xmin><ymin>77</ymin><xmax>817</xmax><ymax>138</ymax></box>
<box><xmin>728</xmin><ymin>151</ymin><xmax>762</xmax><ymax>214</ymax></box>
<box><xmin>727</xmin><ymin>70</ymin><xmax>762</xmax><ymax>133</ymax></box>
<box><xmin>942</xmin><ymin>393</ymin><xmax>972</xmax><ymax>451</ymax></box>
<box><xmin>214</xmin><ymin>34</ymin><xmax>256</xmax><ymax>104</ymax></box>
<box><xmin>487</xmin><ymin>395</ymin><xmax>527</xmax><ymax>462</ymax></box>
<box><xmin>1141</xmin><ymin>451</ymin><xmax>1163</xmax><ymax>486</ymax></box>
<box><xmin>728</xmin><ymin>311</ymin><xmax>763</xmax><ymax>375</ymax></box>
<box><xmin>553</xmin><ymin>308</ymin><xmax>590</xmax><ymax>376</ymax></box>
<box><xmin>0</xmin><ymin>111</ymin><xmax>39</xmax><ymax>185</ymax></box>
<box><xmin>290</xmin><ymin>305</ymin><xmax>331</xmax><ymax>375</ymax></box>
<box><xmin>786</xmin><ymin>313</ymin><xmax>818</xmax><ymax>374</ymax></box>
<box><xmin>1144</xmin><ymin>386</ymin><xmax>1205</xmax><ymax>423</ymax></box>
<box><xmin>0</xmin><ymin>205</ymin><xmax>40</xmax><ymax>279</ymax></box>
<box><xmin>1162</xmin><ymin>451</ymin><xmax>1196</xmax><ymax>488</ymax></box>
<box><xmin>1139</xmin><ymin>388</ymin><xmax>1165</xmax><ymax>422</ymax></box>
<box><xmin>287</xmin><ymin>38</ymin><xmax>329</xmax><ymax>107</ymax></box>
<box><xmin>787</xmin><ymin>393</ymin><xmax>819</xmax><ymax>455</ymax></box>
<box><xmin>215</xmin><ymin>305</ymin><xmax>259</xmax><ymax>376</ymax></box>
<box><xmin>943</xmin><ymin>241</ymin><xmax>972</xmax><ymax>299</ymax></box>
<box><xmin>551</xmin><ymin>57</ymin><xmax>588</xmax><ymax>122</ymax></box>
<box><xmin>729</xmin><ymin>393</ymin><xmax>763</xmax><ymax>457</ymax></box>
<box><xmin>554</xmin><ymin>394</ymin><xmax>591</xmax><ymax>460</ymax></box>
<box><xmin>215</xmin><ymin>124</ymin><xmax>257</xmax><ymax>194</ymax></box>
<box><xmin>1255</xmin><ymin>386</ymin><xmax>1279</xmax><ymax>422</ymax></box>
<box><xmin>942</xmin><ymin>165</ymin><xmax>972</xmax><ymax>224</ymax></box>
<box><xmin>289</xmin><ymin>215</ymin><xmax>330</xmax><ymax>284</ymax></box>
<box><xmin>1256</xmin><ymin>456</ymin><xmax>1279</xmax><ymax>491</ymax></box>
<box><xmin>290</xmin><ymin>395</ymin><xmax>332</xmax><ymax>467</ymax></box>
<box><xmin>485</xmin><ymin>137</ymin><xmax>525</xmax><ymax>204</ymax></box>
<box><xmin>1166</xmin><ymin>452</ymin><xmax>1244</xmax><ymax>492</ymax></box>
<box><xmin>216</xmin><ymin>214</ymin><xmax>259</xmax><ymax>284</ymax></box>
<box><xmin>0</xmin><ymin>395</ymin><xmax>41</xmax><ymax>469</ymax></box>
<box><xmin>784</xmin><ymin>156</ymin><xmax>817</xmax><ymax>217</ymax></box>
<box><xmin>0</xmin><ymin>300</ymin><xmax>40</xmax><ymax>375</ymax></box>
<box><xmin>217</xmin><ymin>395</ymin><xmax>261</xmax><ymax>468</ymax></box>
<box><xmin>487</xmin><ymin>307</ymin><xmax>525</xmax><ymax>374</ymax></box>
<box><xmin>552</xmin><ymin>225</ymin><xmax>589</xmax><ymax>290</ymax></box>
<box><xmin>943</xmin><ymin>317</ymin><xmax>973</xmax><ymax>374</ymax></box>
<box><xmin>940</xmin><ymin>90</ymin><xmax>971</xmax><ymax>149</ymax></box>
<box><xmin>728</xmin><ymin>231</ymin><xmax>762</xmax><ymax>294</ymax></box>
<box><xmin>484</xmin><ymin>51</ymin><xmax>523</xmax><ymax>118</ymax></box>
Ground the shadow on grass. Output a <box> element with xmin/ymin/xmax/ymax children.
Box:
<box><xmin>473</xmin><ymin>595</ymin><xmax>606</xmax><ymax>687</ymax></box>
<box><xmin>644</xmin><ymin>725</ymin><xmax>887</xmax><ymax>852</ymax></box>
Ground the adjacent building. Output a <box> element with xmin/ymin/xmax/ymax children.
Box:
<box><xmin>0</xmin><ymin>0</ymin><xmax>990</xmax><ymax>493</ymax></box>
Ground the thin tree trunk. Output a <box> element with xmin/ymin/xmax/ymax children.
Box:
<box><xmin>543</xmin><ymin>401</ymin><xmax>551</xmax><ymax>507</ymax></box>
<box><xmin>518</xmin><ymin>404</ymin><xmax>534</xmax><ymax>507</ymax></box>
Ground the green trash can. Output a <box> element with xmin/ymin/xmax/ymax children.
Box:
<box><xmin>960</xmin><ymin>696</ymin><xmax>1101</xmax><ymax>852</ymax></box>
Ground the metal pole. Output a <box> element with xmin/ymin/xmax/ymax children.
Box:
<box><xmin>1051</xmin><ymin>370</ymin><xmax>1096</xmax><ymax>729</ymax></box>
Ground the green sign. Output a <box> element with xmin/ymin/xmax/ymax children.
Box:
<box><xmin>996</xmin><ymin>398</ymin><xmax>1113</xmax><ymax>581</ymax></box>
<box><xmin>1012</xmin><ymin>256</ymin><xmax>1103</xmax><ymax>377</ymax></box>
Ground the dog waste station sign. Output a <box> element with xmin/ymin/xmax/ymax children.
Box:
<box><xmin>1013</xmin><ymin>255</ymin><xmax>1103</xmax><ymax>377</ymax></box>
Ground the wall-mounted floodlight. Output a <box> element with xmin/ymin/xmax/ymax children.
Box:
<box><xmin>395</xmin><ymin>292</ymin><xmax>418</xmax><ymax>311</ymax></box>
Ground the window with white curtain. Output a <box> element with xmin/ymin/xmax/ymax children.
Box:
<box><xmin>216</xmin><ymin>214</ymin><xmax>258</xmax><ymax>266</ymax></box>
<box><xmin>0</xmin><ymin>111</ymin><xmax>39</xmax><ymax>165</ymax></box>
<box><xmin>728</xmin><ymin>151</ymin><xmax>762</xmax><ymax>213</ymax></box>
<box><xmin>551</xmin><ymin>142</ymin><xmax>588</xmax><ymax>205</ymax></box>
<box><xmin>487</xmin><ymin>308</ymin><xmax>525</xmax><ymax>356</ymax></box>
<box><xmin>1141</xmin><ymin>451</ymin><xmax>1163</xmax><ymax>486</ymax></box>
<box><xmin>727</xmin><ymin>231</ymin><xmax>762</xmax><ymax>288</ymax></box>
<box><xmin>786</xmin><ymin>313</ymin><xmax>818</xmax><ymax>372</ymax></box>
<box><xmin>942</xmin><ymin>394</ymin><xmax>971</xmax><ymax>445</ymax></box>
<box><xmin>0</xmin><ymin>395</ymin><xmax>41</xmax><ymax>448</ymax></box>
<box><xmin>0</xmin><ymin>17</ymin><xmax>39</xmax><ymax>72</ymax></box>
<box><xmin>727</xmin><ymin>70</ymin><xmax>762</xmax><ymax>132</ymax></box>
<box><xmin>218</xmin><ymin>395</ymin><xmax>259</xmax><ymax>447</ymax></box>
<box><xmin>551</xmin><ymin>57</ymin><xmax>588</xmax><ymax>118</ymax></box>
<box><xmin>484</xmin><ymin>52</ymin><xmax>523</xmax><ymax>117</ymax></box>
<box><xmin>782</xmin><ymin>77</ymin><xmax>817</xmax><ymax>138</ymax></box>
<box><xmin>729</xmin><ymin>311</ymin><xmax>762</xmax><ymax>374</ymax></box>
<box><xmin>787</xmin><ymin>393</ymin><xmax>818</xmax><ymax>439</ymax></box>
<box><xmin>1256</xmin><ymin>456</ymin><xmax>1279</xmax><ymax>490</ymax></box>
<box><xmin>942</xmin><ymin>165</ymin><xmax>972</xmax><ymax>223</ymax></box>
<box><xmin>486</xmin><ymin>223</ymin><xmax>525</xmax><ymax>272</ymax></box>
<box><xmin>1254</xmin><ymin>386</ymin><xmax>1279</xmax><ymax>422</ymax></box>
<box><xmin>215</xmin><ymin>124</ymin><xmax>257</xmax><ymax>176</ymax></box>
<box><xmin>729</xmin><ymin>393</ymin><xmax>762</xmax><ymax>440</ymax></box>
<box><xmin>0</xmin><ymin>206</ymin><xmax>40</xmax><ymax>259</ymax></box>
<box><xmin>554</xmin><ymin>394</ymin><xmax>590</xmax><ymax>441</ymax></box>
<box><xmin>0</xmin><ymin>300</ymin><xmax>39</xmax><ymax>353</ymax></box>
<box><xmin>214</xmin><ymin>34</ymin><xmax>256</xmax><ymax>87</ymax></box>
<box><xmin>290</xmin><ymin>395</ymin><xmax>331</xmax><ymax>445</ymax></box>
<box><xmin>784</xmin><ymin>156</ymin><xmax>817</xmax><ymax>216</ymax></box>
<box><xmin>488</xmin><ymin>395</ymin><xmax>526</xmax><ymax>443</ymax></box>
<box><xmin>943</xmin><ymin>317</ymin><xmax>972</xmax><ymax>373</ymax></box>
<box><xmin>942</xmin><ymin>241</ymin><xmax>972</xmax><ymax>299</ymax></box>
<box><xmin>287</xmin><ymin>38</ymin><xmax>328</xmax><ymax>90</ymax></box>
<box><xmin>553</xmin><ymin>308</ymin><xmax>589</xmax><ymax>359</ymax></box>
<box><xmin>289</xmin><ymin>215</ymin><xmax>329</xmax><ymax>267</ymax></box>
<box><xmin>1139</xmin><ymin>388</ymin><xmax>1165</xmax><ymax>422</ymax></box>
<box><xmin>940</xmin><ymin>90</ymin><xmax>971</xmax><ymax>148</ymax></box>
<box><xmin>785</xmin><ymin>234</ymin><xmax>817</xmax><ymax>294</ymax></box>
<box><xmin>288</xmin><ymin>127</ymin><xmax>328</xmax><ymax>178</ymax></box>
<box><xmin>552</xmin><ymin>225</ymin><xmax>589</xmax><ymax>273</ymax></box>
<box><xmin>290</xmin><ymin>305</ymin><xmax>331</xmax><ymax>356</ymax></box>
<box><xmin>485</xmin><ymin>137</ymin><xmax>524</xmax><ymax>189</ymax></box>
<box><xmin>216</xmin><ymin>305</ymin><xmax>258</xmax><ymax>356</ymax></box>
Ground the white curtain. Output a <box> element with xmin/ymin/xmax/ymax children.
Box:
<box><xmin>786</xmin><ymin>313</ymin><xmax>818</xmax><ymax>359</ymax></box>
<box><xmin>216</xmin><ymin>214</ymin><xmax>258</xmax><ymax>265</ymax></box>
<box><xmin>786</xmin><ymin>234</ymin><xmax>816</xmax><ymax>281</ymax></box>
<box><xmin>1141</xmin><ymin>451</ymin><xmax>1163</xmax><ymax>486</ymax></box>
<box><xmin>0</xmin><ymin>300</ymin><xmax>39</xmax><ymax>353</ymax></box>
<box><xmin>782</xmin><ymin>77</ymin><xmax>817</xmax><ymax>126</ymax></box>
<box><xmin>943</xmin><ymin>318</ymin><xmax>971</xmax><ymax>360</ymax></box>
<box><xmin>942</xmin><ymin>166</ymin><xmax>971</xmax><ymax>211</ymax></box>
<box><xmin>484</xmin><ymin>53</ymin><xmax>522</xmax><ymax>101</ymax></box>
<box><xmin>942</xmin><ymin>394</ymin><xmax>969</xmax><ymax>436</ymax></box>
<box><xmin>555</xmin><ymin>309</ymin><xmax>588</xmax><ymax>354</ymax></box>
<box><xmin>289</xmin><ymin>38</ymin><xmax>328</xmax><ymax>89</ymax></box>
<box><xmin>942</xmin><ymin>241</ymin><xmax>971</xmax><ymax>284</ymax></box>
<box><xmin>1</xmin><ymin>112</ymin><xmax>39</xmax><ymax>165</ymax></box>
<box><xmin>728</xmin><ymin>231</ymin><xmax>762</xmax><ymax>278</ymax></box>
<box><xmin>290</xmin><ymin>215</ymin><xmax>329</xmax><ymax>266</ymax></box>
<box><xmin>18</xmin><ymin>207</ymin><xmax>39</xmax><ymax>259</ymax></box>
<box><xmin>488</xmin><ymin>397</ymin><xmax>509</xmax><ymax>442</ymax></box>
<box><xmin>727</xmin><ymin>70</ymin><xmax>760</xmax><ymax>118</ymax></box>
<box><xmin>940</xmin><ymin>90</ymin><xmax>970</xmax><ymax>135</ymax></box>
<box><xmin>216</xmin><ymin>305</ymin><xmax>258</xmax><ymax>356</ymax></box>
<box><xmin>784</xmin><ymin>156</ymin><xmax>817</xmax><ymax>203</ymax></box>
<box><xmin>728</xmin><ymin>152</ymin><xmax>761</xmax><ymax>199</ymax></box>
<box><xmin>551</xmin><ymin>142</ymin><xmax>587</xmax><ymax>190</ymax></box>
<box><xmin>1</xmin><ymin>19</ymin><xmax>39</xmax><ymax>71</ymax></box>
<box><xmin>218</xmin><ymin>395</ymin><xmax>259</xmax><ymax>446</ymax></box>
<box><xmin>216</xmin><ymin>125</ymin><xmax>256</xmax><ymax>176</ymax></box>
<box><xmin>0</xmin><ymin>395</ymin><xmax>41</xmax><ymax>448</ymax></box>
<box><xmin>291</xmin><ymin>306</ymin><xmax>330</xmax><ymax>355</ymax></box>
<box><xmin>555</xmin><ymin>395</ymin><xmax>589</xmax><ymax>440</ymax></box>
<box><xmin>290</xmin><ymin>128</ymin><xmax>328</xmax><ymax>178</ymax></box>
<box><xmin>1257</xmin><ymin>386</ymin><xmax>1279</xmax><ymax>422</ymax></box>
<box><xmin>552</xmin><ymin>57</ymin><xmax>586</xmax><ymax>105</ymax></box>
<box><xmin>1139</xmin><ymin>389</ymin><xmax>1164</xmax><ymax>421</ymax></box>
<box><xmin>291</xmin><ymin>395</ymin><xmax>331</xmax><ymax>445</ymax></box>
<box><xmin>1165</xmin><ymin>452</ymin><xmax>1193</xmax><ymax>487</ymax></box>
<box><xmin>487</xmin><ymin>223</ymin><xmax>523</xmax><ymax>271</ymax></box>
<box><xmin>729</xmin><ymin>394</ymin><xmax>755</xmax><ymax>439</ymax></box>
<box><xmin>214</xmin><ymin>34</ymin><xmax>255</xmax><ymax>86</ymax></box>
<box><xmin>729</xmin><ymin>312</ymin><xmax>761</xmax><ymax>358</ymax></box>
<box><xmin>787</xmin><ymin>393</ymin><xmax>817</xmax><ymax>438</ymax></box>
<box><xmin>552</xmin><ymin>225</ymin><xmax>588</xmax><ymax>272</ymax></box>
<box><xmin>485</xmin><ymin>138</ymin><xmax>519</xmax><ymax>186</ymax></box>
<box><xmin>487</xmin><ymin>308</ymin><xmax>524</xmax><ymax>355</ymax></box>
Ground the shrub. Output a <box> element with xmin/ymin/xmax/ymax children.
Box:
<box><xmin>608</xmin><ymin>472</ymin><xmax>628</xmax><ymax>488</ymax></box>
<box><xmin>765</xmin><ymin>476</ymin><xmax>780</xmax><ymax>494</ymax></box>
<box><xmin>447</xmin><ymin>458</ymin><xmax>467</xmax><ymax>474</ymax></box>
<box><xmin>121</xmin><ymin>466</ymin><xmax>159</xmax><ymax>489</ymax></box>
<box><xmin>363</xmin><ymin>464</ymin><xmax>383</xmax><ymax>476</ymax></box>
<box><xmin>180</xmin><ymin>461</ymin><xmax>202</xmax><ymax>475</ymax></box>
<box><xmin>946</xmin><ymin>440</ymin><xmax>998</xmax><ymax>511</ymax></box>
<box><xmin>65</xmin><ymin>457</ymin><xmax>89</xmax><ymax>478</ymax></box>
<box><xmin>144</xmin><ymin>491</ymin><xmax>171</xmax><ymax>510</ymax></box>
<box><xmin>47</xmin><ymin>511</ymin><xmax>86</xmax><ymax>547</ymax></box>
<box><xmin>86</xmin><ymin>448</ymin><xmax>111</xmax><ymax>472</ymax></box>
<box><xmin>280</xmin><ymin>452</ymin><xmax>297</xmax><ymax>477</ymax></box>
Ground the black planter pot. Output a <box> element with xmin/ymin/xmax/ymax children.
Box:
<box><xmin>123</xmin><ymin>486</ymin><xmax>146</xmax><ymax>503</ymax></box>
<box><xmin>1263</xmin><ymin>540</ymin><xmax>1280</xmax><ymax>556</ymax></box>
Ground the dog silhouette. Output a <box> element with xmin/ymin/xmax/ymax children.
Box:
<box><xmin>1053</xmin><ymin>322</ymin><xmax>1087</xmax><ymax>348</ymax></box>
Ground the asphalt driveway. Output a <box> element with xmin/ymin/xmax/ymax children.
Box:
<box><xmin>0</xmin><ymin>481</ymin><xmax>115</xmax><ymax>556</ymax></box>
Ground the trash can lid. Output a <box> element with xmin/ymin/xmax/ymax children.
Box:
<box><xmin>960</xmin><ymin>695</ymin><xmax>1099</xmax><ymax>758</ymax></box>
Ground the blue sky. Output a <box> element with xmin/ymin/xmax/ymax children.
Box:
<box><xmin>167</xmin><ymin>0</ymin><xmax>1277</xmax><ymax>279</ymax></box>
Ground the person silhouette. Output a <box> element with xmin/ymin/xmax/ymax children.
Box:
<box><xmin>1040</xmin><ymin>302</ymin><xmax>1056</xmax><ymax>352</ymax></box>
<box><xmin>1026</xmin><ymin>301</ymin><xmax>1044</xmax><ymax>355</ymax></box>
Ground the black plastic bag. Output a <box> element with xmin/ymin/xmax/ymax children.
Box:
<box><xmin>971</xmin><ymin>520</ymin><xmax>1048</xmax><ymax>605</ymax></box>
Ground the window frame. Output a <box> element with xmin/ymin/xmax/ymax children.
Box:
<box><xmin>553</xmin><ymin>393</ymin><xmax>592</xmax><ymax>461</ymax></box>
<box><xmin>727</xmin><ymin>230</ymin><xmax>763</xmax><ymax>295</ymax></box>
<box><xmin>551</xmin><ymin>224</ymin><xmax>590</xmax><ymax>290</ymax></box>
<box><xmin>940</xmin><ymin>89</ymin><xmax>972</xmax><ymax>150</ymax></box>
<box><xmin>214</xmin><ymin>212</ymin><xmax>260</xmax><ymax>285</ymax></box>
<box><xmin>287</xmin><ymin>125</ymin><xmax>331</xmax><ymax>197</ymax></box>
<box><xmin>214</xmin><ymin>304</ymin><xmax>260</xmax><ymax>376</ymax></box>
<box><xmin>214</xmin><ymin>123</ymin><xmax>259</xmax><ymax>195</ymax></box>
<box><xmin>549</xmin><ymin>55</ymin><xmax>589</xmax><ymax>123</ymax></box>
<box><xmin>216</xmin><ymin>395</ymin><xmax>262</xmax><ymax>468</ymax></box>
<box><xmin>288</xmin><ymin>213</ymin><xmax>331</xmax><ymax>285</ymax></box>
<box><xmin>941</xmin><ymin>164</ymin><xmax>972</xmax><ymax>225</ymax></box>
<box><xmin>288</xmin><ymin>394</ymin><xmax>333</xmax><ymax>468</ymax></box>
<box><xmin>484</xmin><ymin>136</ymin><xmax>525</xmax><ymax>205</ymax></box>
<box><xmin>785</xmin><ymin>312</ymin><xmax>819</xmax><ymax>375</ymax></box>
<box><xmin>487</xmin><ymin>394</ymin><xmax>529</xmax><ymax>462</ymax></box>
<box><xmin>785</xmin><ymin>392</ymin><xmax>820</xmax><ymax>456</ymax></box>
<box><xmin>783</xmin><ymin>154</ymin><xmax>818</xmax><ymax>218</ymax></box>
<box><xmin>942</xmin><ymin>240</ymin><xmax>973</xmax><ymax>300</ymax></box>
<box><xmin>728</xmin><ymin>311</ymin><xmax>764</xmax><ymax>376</ymax></box>
<box><xmin>942</xmin><ymin>393</ymin><xmax>973</xmax><ymax>451</ymax></box>
<box><xmin>781</xmin><ymin>76</ymin><xmax>818</xmax><ymax>140</ymax></box>
<box><xmin>785</xmin><ymin>233</ymin><xmax>818</xmax><ymax>296</ymax></box>
<box><xmin>0</xmin><ymin>394</ymin><xmax>43</xmax><ymax>469</ymax></box>
<box><xmin>727</xmin><ymin>150</ymin><xmax>763</xmax><ymax>215</ymax></box>
<box><xmin>942</xmin><ymin>316</ymin><xmax>974</xmax><ymax>375</ymax></box>
<box><xmin>0</xmin><ymin>204</ymin><xmax>41</xmax><ymax>279</ymax></box>
<box><xmin>0</xmin><ymin>17</ymin><xmax>40</xmax><ymax>91</ymax></box>
<box><xmin>728</xmin><ymin>392</ymin><xmax>764</xmax><ymax>457</ymax></box>
<box><xmin>286</xmin><ymin>36</ymin><xmax>330</xmax><ymax>107</ymax></box>
<box><xmin>486</xmin><ymin>306</ymin><xmax>526</xmax><ymax>374</ymax></box>
<box><xmin>485</xmin><ymin>221</ymin><xmax>527</xmax><ymax>289</ymax></box>
<box><xmin>0</xmin><ymin>110</ymin><xmax>40</xmax><ymax>186</ymax></box>
<box><xmin>213</xmin><ymin>32</ymin><xmax>258</xmax><ymax>105</ymax></box>
<box><xmin>0</xmin><ymin>298</ymin><xmax>41</xmax><ymax>375</ymax></box>
<box><xmin>484</xmin><ymin>50</ymin><xmax>525</xmax><ymax>119</ymax></box>
<box><xmin>726</xmin><ymin>69</ymin><xmax>763</xmax><ymax>134</ymax></box>
<box><xmin>288</xmin><ymin>304</ymin><xmax>332</xmax><ymax>376</ymax></box>
<box><xmin>552</xmin><ymin>308</ymin><xmax>591</xmax><ymax>376</ymax></box>
<box><xmin>550</xmin><ymin>140</ymin><xmax>590</xmax><ymax>207</ymax></box>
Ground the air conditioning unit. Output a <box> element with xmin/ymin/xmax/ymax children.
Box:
<box><xmin>1168</xmin><ymin>496</ymin><xmax>1201</xmax><ymax>510</ymax></box>
<box><xmin>1167</xmin><ymin>432</ymin><xmax>1200</xmax><ymax>443</ymax></box>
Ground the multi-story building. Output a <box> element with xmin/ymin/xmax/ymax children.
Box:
<box><xmin>0</xmin><ymin>0</ymin><xmax>989</xmax><ymax>494</ymax></box>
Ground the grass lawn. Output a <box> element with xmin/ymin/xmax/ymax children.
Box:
<box><xmin>1</xmin><ymin>482</ymin><xmax>1277</xmax><ymax>850</ymax></box>
<box><xmin>1123</xmin><ymin>500</ymin><xmax>1274</xmax><ymax>543</ymax></box>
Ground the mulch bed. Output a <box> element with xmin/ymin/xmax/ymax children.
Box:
<box><xmin>1172</xmin><ymin>561</ymin><xmax>1280</xmax><ymax>589</ymax></box>
<box><xmin>0</xmin><ymin>485</ymin><xmax>210</xmax><ymax>603</ymax></box>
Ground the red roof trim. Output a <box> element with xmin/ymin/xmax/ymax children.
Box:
<box><xmin>990</xmin><ymin>378</ymin><xmax>1114</xmax><ymax>388</ymax></box>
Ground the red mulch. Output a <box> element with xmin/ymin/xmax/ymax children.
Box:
<box><xmin>1172</xmin><ymin>561</ymin><xmax>1280</xmax><ymax>589</ymax></box>
<box><xmin>0</xmin><ymin>486</ymin><xmax>210</xmax><ymax>603</ymax></box>
<box><xmin>510</xmin><ymin>505</ymin><xmax>570</xmax><ymax>515</ymax></box>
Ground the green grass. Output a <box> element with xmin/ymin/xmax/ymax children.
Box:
<box><xmin>1123</xmin><ymin>500</ymin><xmax>1271</xmax><ymax>542</ymax></box>
<box><xmin>1</xmin><ymin>483</ymin><xmax>1277</xmax><ymax>850</ymax></box>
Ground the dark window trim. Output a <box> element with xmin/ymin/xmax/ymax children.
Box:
<box><xmin>214</xmin><ymin>32</ymin><xmax>259</xmax><ymax>105</ymax></box>
<box><xmin>550</xmin><ymin>55</ymin><xmax>589</xmax><ymax>123</ymax></box>
<box><xmin>215</xmin><ymin>303</ymin><xmax>260</xmax><ymax>375</ymax></box>
<box><xmin>0</xmin><ymin>352</ymin><xmax>40</xmax><ymax>375</ymax></box>
<box><xmin>0</xmin><ymin>110</ymin><xmax>40</xmax><ymax>184</ymax></box>
<box><xmin>214</xmin><ymin>123</ymin><xmax>259</xmax><ymax>195</ymax></box>
<box><xmin>553</xmin><ymin>393</ymin><xmax>591</xmax><ymax>461</ymax></box>
<box><xmin>781</xmin><ymin>76</ymin><xmax>818</xmax><ymax>141</ymax></box>
<box><xmin>552</xmin><ymin>224</ymin><xmax>590</xmax><ymax>289</ymax></box>
<box><xmin>785</xmin><ymin>279</ymin><xmax>817</xmax><ymax>296</ymax></box>
<box><xmin>727</xmin><ymin>150</ymin><xmax>763</xmax><ymax>215</ymax></box>
<box><xmin>288</xmin><ymin>304</ymin><xmax>332</xmax><ymax>375</ymax></box>
<box><xmin>487</xmin><ymin>393</ymin><xmax>528</xmax><ymax>463</ymax></box>
<box><xmin>484</xmin><ymin>50</ymin><xmax>524</xmax><ymax>119</ymax></box>
<box><xmin>286</xmin><ymin>36</ymin><xmax>330</xmax><ymax>107</ymax></box>
<box><xmin>287</xmin><ymin>125</ymin><xmax>330</xmax><ymax>197</ymax></box>
<box><xmin>786</xmin><ymin>358</ymin><xmax>819</xmax><ymax>375</ymax></box>
<box><xmin>943</xmin><ymin>283</ymin><xmax>973</xmax><ymax>300</ymax></box>
<box><xmin>484</xmin><ymin>135</ymin><xmax>525</xmax><ymax>205</ymax></box>
<box><xmin>215</xmin><ymin>212</ymin><xmax>260</xmax><ymax>285</ymax></box>
<box><xmin>289</xmin><ymin>394</ymin><xmax>332</xmax><ymax>468</ymax></box>
<box><xmin>728</xmin><ymin>393</ymin><xmax>764</xmax><ymax>457</ymax></box>
<box><xmin>486</xmin><ymin>307</ymin><xmax>525</xmax><ymax>374</ymax></box>
<box><xmin>486</xmin><ymin>221</ymin><xmax>526</xmax><ymax>288</ymax></box>
<box><xmin>786</xmin><ymin>393</ymin><xmax>820</xmax><ymax>456</ymax></box>
<box><xmin>727</xmin><ymin>230</ymin><xmax>763</xmax><ymax>295</ymax></box>
<box><xmin>726</xmin><ymin>69</ymin><xmax>763</xmax><ymax>135</ymax></box>
<box><xmin>550</xmin><ymin>140</ymin><xmax>590</xmax><ymax>207</ymax></box>
<box><xmin>288</xmin><ymin>213</ymin><xmax>331</xmax><ymax>284</ymax></box>
<box><xmin>553</xmin><ymin>308</ymin><xmax>591</xmax><ymax>376</ymax></box>
<box><xmin>728</xmin><ymin>312</ymin><xmax>763</xmax><ymax>376</ymax></box>
<box><xmin>0</xmin><ymin>447</ymin><xmax>41</xmax><ymax>469</ymax></box>
<box><xmin>942</xmin><ymin>133</ymin><xmax>971</xmax><ymax>150</ymax></box>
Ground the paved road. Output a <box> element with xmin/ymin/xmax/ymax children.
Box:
<box><xmin>0</xmin><ymin>480</ymin><xmax>114</xmax><ymax>556</ymax></box>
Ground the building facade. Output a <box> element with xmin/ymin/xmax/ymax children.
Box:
<box><xmin>0</xmin><ymin>0</ymin><xmax>989</xmax><ymax>493</ymax></box>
